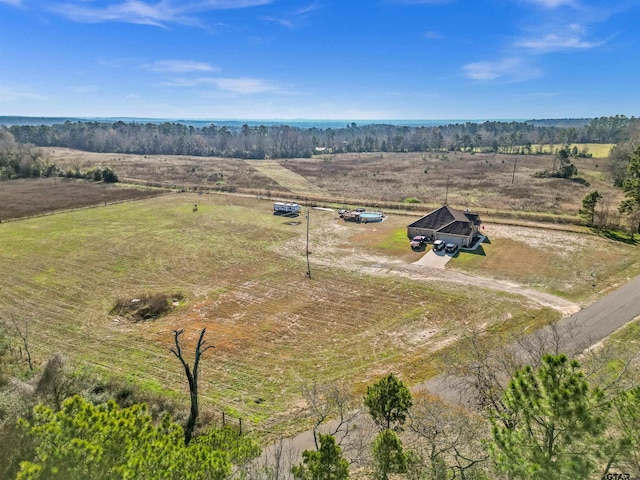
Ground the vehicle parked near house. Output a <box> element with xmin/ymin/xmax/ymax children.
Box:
<box><xmin>410</xmin><ymin>235</ymin><xmax>427</xmax><ymax>249</ymax></box>
<box><xmin>433</xmin><ymin>239</ymin><xmax>446</xmax><ymax>251</ymax></box>
<box><xmin>445</xmin><ymin>243</ymin><xmax>458</xmax><ymax>253</ymax></box>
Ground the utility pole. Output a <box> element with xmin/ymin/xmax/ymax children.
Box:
<box><xmin>512</xmin><ymin>158</ymin><xmax>518</xmax><ymax>184</ymax></box>
<box><xmin>306</xmin><ymin>209</ymin><xmax>311</xmax><ymax>278</ymax></box>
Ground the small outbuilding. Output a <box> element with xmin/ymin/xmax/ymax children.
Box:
<box><xmin>407</xmin><ymin>205</ymin><xmax>481</xmax><ymax>248</ymax></box>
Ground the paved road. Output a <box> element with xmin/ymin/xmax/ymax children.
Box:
<box><xmin>262</xmin><ymin>273</ymin><xmax>640</xmax><ymax>465</ymax></box>
<box><xmin>418</xmin><ymin>272</ymin><xmax>640</xmax><ymax>402</ymax></box>
<box><xmin>557</xmin><ymin>273</ymin><xmax>640</xmax><ymax>355</ymax></box>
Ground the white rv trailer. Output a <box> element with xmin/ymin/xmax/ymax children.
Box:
<box><xmin>273</xmin><ymin>202</ymin><xmax>301</xmax><ymax>214</ymax></box>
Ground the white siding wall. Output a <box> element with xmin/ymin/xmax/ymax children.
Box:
<box><xmin>434</xmin><ymin>233</ymin><xmax>471</xmax><ymax>247</ymax></box>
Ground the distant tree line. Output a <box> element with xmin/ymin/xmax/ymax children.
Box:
<box><xmin>6</xmin><ymin>115</ymin><xmax>638</xmax><ymax>160</ymax></box>
<box><xmin>0</xmin><ymin>129</ymin><xmax>117</xmax><ymax>182</ymax></box>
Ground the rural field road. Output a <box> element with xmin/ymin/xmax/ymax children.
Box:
<box><xmin>262</xmin><ymin>272</ymin><xmax>640</xmax><ymax>466</ymax></box>
<box><xmin>360</xmin><ymin>260</ymin><xmax>581</xmax><ymax>316</ymax></box>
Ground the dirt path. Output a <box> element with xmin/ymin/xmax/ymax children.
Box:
<box><xmin>314</xmin><ymin>255</ymin><xmax>580</xmax><ymax>316</ymax></box>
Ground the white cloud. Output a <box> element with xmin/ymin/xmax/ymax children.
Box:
<box><xmin>463</xmin><ymin>57</ymin><xmax>540</xmax><ymax>81</ymax></box>
<box><xmin>261</xmin><ymin>2</ymin><xmax>319</xmax><ymax>29</ymax></box>
<box><xmin>0</xmin><ymin>0</ymin><xmax>23</xmax><ymax>6</ymax></box>
<box><xmin>515</xmin><ymin>32</ymin><xmax>603</xmax><ymax>52</ymax></box>
<box><xmin>48</xmin><ymin>0</ymin><xmax>273</xmax><ymax>27</ymax></box>
<box><xmin>162</xmin><ymin>76</ymin><xmax>279</xmax><ymax>94</ymax></box>
<box><xmin>261</xmin><ymin>16</ymin><xmax>293</xmax><ymax>27</ymax></box>
<box><xmin>143</xmin><ymin>60</ymin><xmax>217</xmax><ymax>73</ymax></box>
<box><xmin>0</xmin><ymin>85</ymin><xmax>48</xmax><ymax>101</ymax></box>
<box><xmin>295</xmin><ymin>3</ymin><xmax>320</xmax><ymax>16</ymax></box>
<box><xmin>423</xmin><ymin>30</ymin><xmax>443</xmax><ymax>39</ymax></box>
<box><xmin>524</xmin><ymin>0</ymin><xmax>576</xmax><ymax>7</ymax></box>
<box><xmin>210</xmin><ymin>77</ymin><xmax>278</xmax><ymax>94</ymax></box>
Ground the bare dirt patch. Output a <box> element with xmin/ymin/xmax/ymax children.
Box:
<box><xmin>110</xmin><ymin>292</ymin><xmax>184</xmax><ymax>322</ymax></box>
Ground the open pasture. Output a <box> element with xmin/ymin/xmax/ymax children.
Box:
<box><xmin>42</xmin><ymin>148</ymin><xmax>622</xmax><ymax>217</ymax></box>
<box><xmin>0</xmin><ymin>193</ymin><xmax>560</xmax><ymax>436</ymax></box>
<box><xmin>283</xmin><ymin>151</ymin><xmax>622</xmax><ymax>215</ymax></box>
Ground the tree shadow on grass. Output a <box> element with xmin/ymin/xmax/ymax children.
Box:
<box><xmin>597</xmin><ymin>229</ymin><xmax>639</xmax><ymax>245</ymax></box>
<box><xmin>570</xmin><ymin>177</ymin><xmax>591</xmax><ymax>187</ymax></box>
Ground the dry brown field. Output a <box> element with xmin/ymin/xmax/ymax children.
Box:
<box><xmin>0</xmin><ymin>177</ymin><xmax>162</xmax><ymax>220</ymax></box>
<box><xmin>43</xmin><ymin>148</ymin><xmax>622</xmax><ymax>217</ymax></box>
<box><xmin>43</xmin><ymin>148</ymin><xmax>281</xmax><ymax>191</ymax></box>
<box><xmin>281</xmin><ymin>151</ymin><xmax>621</xmax><ymax>216</ymax></box>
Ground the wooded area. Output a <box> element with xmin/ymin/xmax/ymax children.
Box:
<box><xmin>5</xmin><ymin>115</ymin><xmax>638</xmax><ymax>159</ymax></box>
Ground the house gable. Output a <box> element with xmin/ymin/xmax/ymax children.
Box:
<box><xmin>407</xmin><ymin>206</ymin><xmax>455</xmax><ymax>230</ymax></box>
<box><xmin>437</xmin><ymin>220</ymin><xmax>473</xmax><ymax>236</ymax></box>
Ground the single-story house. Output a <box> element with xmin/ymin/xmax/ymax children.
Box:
<box><xmin>407</xmin><ymin>205</ymin><xmax>482</xmax><ymax>248</ymax></box>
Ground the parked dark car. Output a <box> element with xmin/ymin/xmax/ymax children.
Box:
<box><xmin>445</xmin><ymin>243</ymin><xmax>458</xmax><ymax>253</ymax></box>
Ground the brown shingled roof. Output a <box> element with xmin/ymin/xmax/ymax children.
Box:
<box><xmin>407</xmin><ymin>205</ymin><xmax>481</xmax><ymax>234</ymax></box>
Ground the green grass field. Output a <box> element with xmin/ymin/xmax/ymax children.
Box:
<box><xmin>529</xmin><ymin>143</ymin><xmax>615</xmax><ymax>158</ymax></box>
<box><xmin>0</xmin><ymin>193</ymin><xmax>562</xmax><ymax>437</ymax></box>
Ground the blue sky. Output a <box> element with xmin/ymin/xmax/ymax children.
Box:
<box><xmin>1</xmin><ymin>0</ymin><xmax>638</xmax><ymax>120</ymax></box>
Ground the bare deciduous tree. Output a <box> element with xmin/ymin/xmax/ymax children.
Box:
<box><xmin>300</xmin><ymin>380</ymin><xmax>374</xmax><ymax>467</ymax></box>
<box><xmin>171</xmin><ymin>328</ymin><xmax>213</xmax><ymax>446</ymax></box>
<box><xmin>250</xmin><ymin>438</ymin><xmax>297</xmax><ymax>480</ymax></box>
<box><xmin>301</xmin><ymin>380</ymin><xmax>358</xmax><ymax>449</ymax></box>
<box><xmin>444</xmin><ymin>321</ymin><xmax>582</xmax><ymax>424</ymax></box>
<box><xmin>3</xmin><ymin>315</ymin><xmax>34</xmax><ymax>371</ymax></box>
<box><xmin>407</xmin><ymin>393</ymin><xmax>491</xmax><ymax>480</ymax></box>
